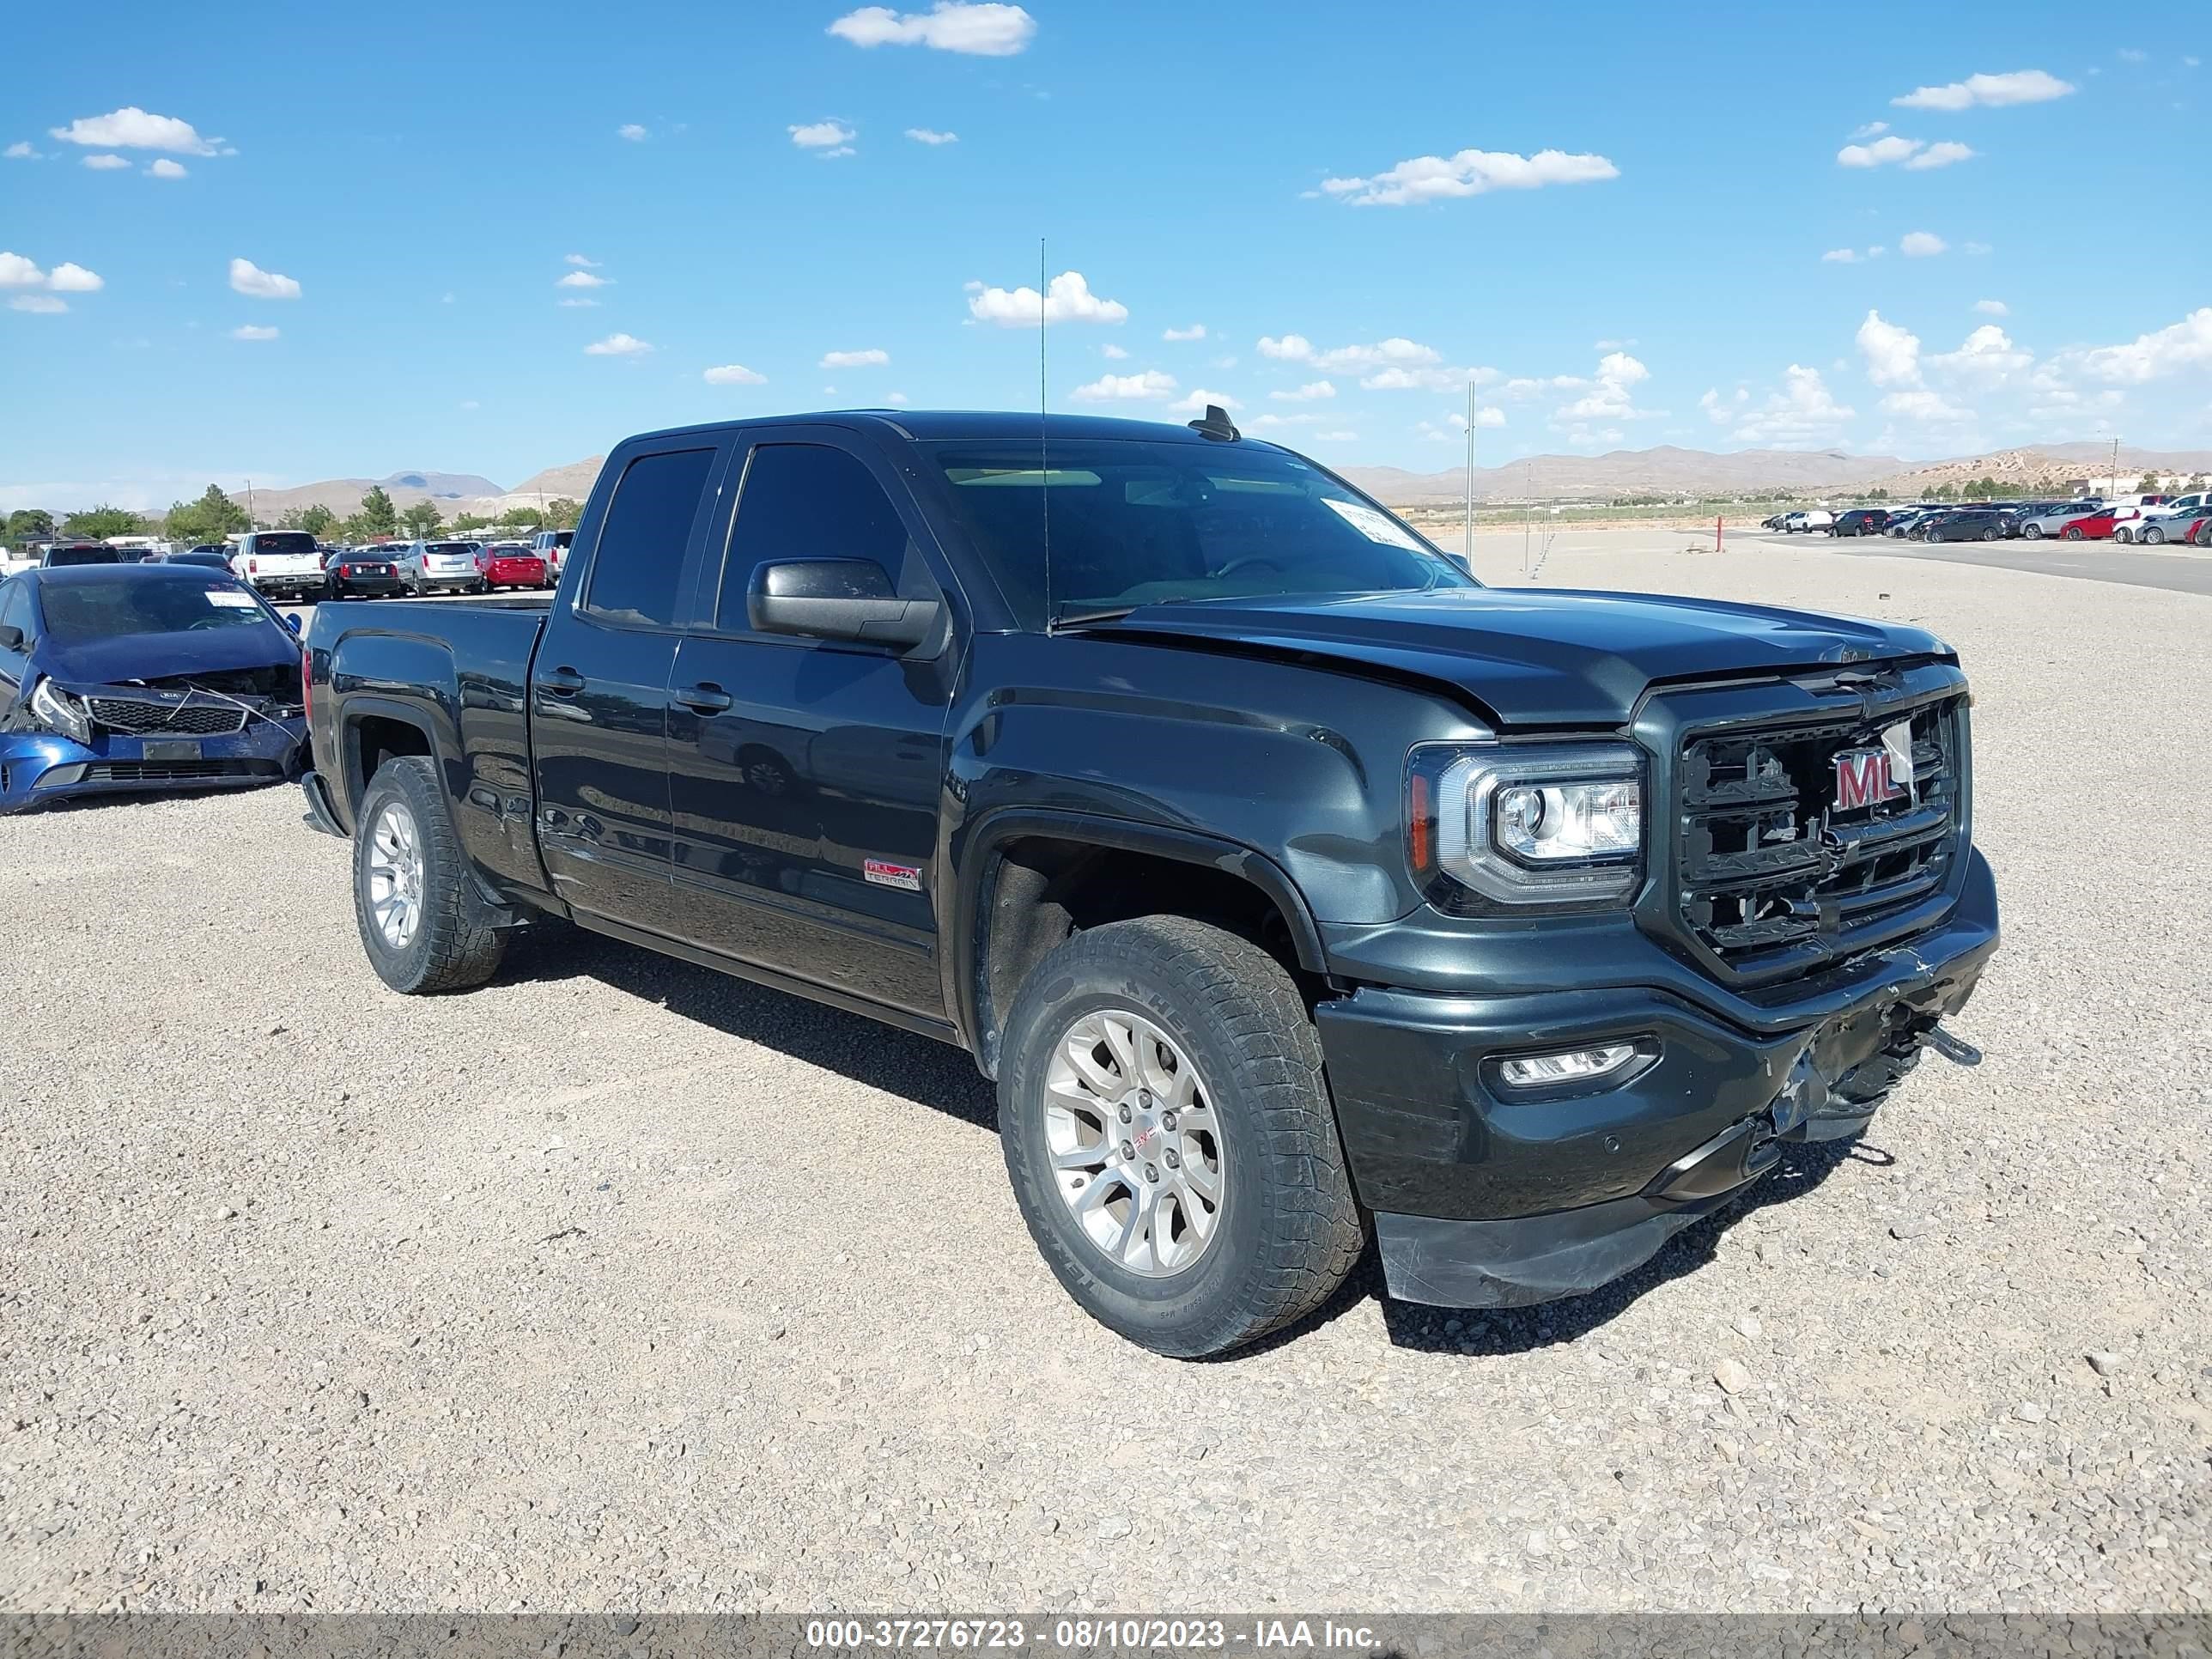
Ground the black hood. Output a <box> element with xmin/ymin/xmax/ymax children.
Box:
<box><xmin>1095</xmin><ymin>587</ymin><xmax>1950</xmax><ymax>726</ymax></box>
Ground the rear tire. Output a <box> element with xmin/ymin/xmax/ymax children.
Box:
<box><xmin>997</xmin><ymin>916</ymin><xmax>1364</xmax><ymax>1358</ymax></box>
<box><xmin>352</xmin><ymin>757</ymin><xmax>507</xmax><ymax>994</ymax></box>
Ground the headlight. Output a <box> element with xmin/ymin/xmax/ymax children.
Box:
<box><xmin>1408</xmin><ymin>742</ymin><xmax>1643</xmax><ymax>906</ymax></box>
<box><xmin>29</xmin><ymin>678</ymin><xmax>93</xmax><ymax>744</ymax></box>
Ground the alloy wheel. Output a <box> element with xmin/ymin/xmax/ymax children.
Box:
<box><xmin>365</xmin><ymin>800</ymin><xmax>426</xmax><ymax>950</ymax></box>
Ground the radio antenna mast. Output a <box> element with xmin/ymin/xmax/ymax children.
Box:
<box><xmin>1039</xmin><ymin>235</ymin><xmax>1053</xmax><ymax>629</ymax></box>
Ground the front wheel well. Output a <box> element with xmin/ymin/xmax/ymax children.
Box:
<box><xmin>973</xmin><ymin>835</ymin><xmax>1326</xmax><ymax>1075</ymax></box>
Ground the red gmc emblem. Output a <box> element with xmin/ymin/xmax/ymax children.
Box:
<box><xmin>1833</xmin><ymin>749</ymin><xmax>1902</xmax><ymax>811</ymax></box>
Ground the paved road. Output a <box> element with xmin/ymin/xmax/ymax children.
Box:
<box><xmin>1747</xmin><ymin>530</ymin><xmax>2212</xmax><ymax>597</ymax></box>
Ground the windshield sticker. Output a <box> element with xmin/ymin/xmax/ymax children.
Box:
<box><xmin>1323</xmin><ymin>497</ymin><xmax>1426</xmax><ymax>551</ymax></box>
<box><xmin>205</xmin><ymin>590</ymin><xmax>260</xmax><ymax>608</ymax></box>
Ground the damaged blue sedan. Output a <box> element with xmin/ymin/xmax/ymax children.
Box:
<box><xmin>0</xmin><ymin>563</ymin><xmax>307</xmax><ymax>812</ymax></box>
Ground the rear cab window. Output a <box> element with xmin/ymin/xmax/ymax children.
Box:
<box><xmin>580</xmin><ymin>447</ymin><xmax>720</xmax><ymax>628</ymax></box>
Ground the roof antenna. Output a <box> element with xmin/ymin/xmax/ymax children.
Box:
<box><xmin>1039</xmin><ymin>234</ymin><xmax>1054</xmax><ymax>631</ymax></box>
<box><xmin>1187</xmin><ymin>403</ymin><xmax>1240</xmax><ymax>442</ymax></box>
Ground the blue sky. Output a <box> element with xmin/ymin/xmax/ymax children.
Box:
<box><xmin>3</xmin><ymin>0</ymin><xmax>2208</xmax><ymax>507</ymax></box>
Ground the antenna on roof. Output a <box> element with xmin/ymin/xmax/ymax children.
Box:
<box><xmin>1187</xmin><ymin>404</ymin><xmax>1240</xmax><ymax>442</ymax></box>
<box><xmin>1039</xmin><ymin>234</ymin><xmax>1054</xmax><ymax>630</ymax></box>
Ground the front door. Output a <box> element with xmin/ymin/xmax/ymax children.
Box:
<box><xmin>664</xmin><ymin>433</ymin><xmax>957</xmax><ymax>1019</ymax></box>
<box><xmin>532</xmin><ymin>440</ymin><xmax>729</xmax><ymax>935</ymax></box>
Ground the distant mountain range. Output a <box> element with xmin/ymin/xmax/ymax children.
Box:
<box><xmin>220</xmin><ymin>441</ymin><xmax>2212</xmax><ymax>527</ymax></box>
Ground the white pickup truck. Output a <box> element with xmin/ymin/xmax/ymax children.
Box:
<box><xmin>230</xmin><ymin>531</ymin><xmax>327</xmax><ymax>601</ymax></box>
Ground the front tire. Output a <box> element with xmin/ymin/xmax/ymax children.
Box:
<box><xmin>2023</xmin><ymin>523</ymin><xmax>2044</xmax><ymax>539</ymax></box>
<box><xmin>998</xmin><ymin>916</ymin><xmax>1364</xmax><ymax>1358</ymax></box>
<box><xmin>352</xmin><ymin>757</ymin><xmax>507</xmax><ymax>994</ymax></box>
<box><xmin>2145</xmin><ymin>526</ymin><xmax>2165</xmax><ymax>544</ymax></box>
<box><xmin>2064</xmin><ymin>527</ymin><xmax>2085</xmax><ymax>540</ymax></box>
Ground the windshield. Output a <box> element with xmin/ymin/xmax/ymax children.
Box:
<box><xmin>924</xmin><ymin>439</ymin><xmax>1474</xmax><ymax>625</ymax></box>
<box><xmin>40</xmin><ymin>577</ymin><xmax>284</xmax><ymax>644</ymax></box>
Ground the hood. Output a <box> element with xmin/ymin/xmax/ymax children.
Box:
<box><xmin>1095</xmin><ymin>587</ymin><xmax>1949</xmax><ymax>726</ymax></box>
<box><xmin>40</xmin><ymin>623</ymin><xmax>301</xmax><ymax>689</ymax></box>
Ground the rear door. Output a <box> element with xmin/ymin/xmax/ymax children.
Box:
<box><xmin>530</xmin><ymin>437</ymin><xmax>733</xmax><ymax>936</ymax></box>
<box><xmin>662</xmin><ymin>428</ymin><xmax>959</xmax><ymax>1018</ymax></box>
<box><xmin>0</xmin><ymin>579</ymin><xmax>33</xmax><ymax>722</ymax></box>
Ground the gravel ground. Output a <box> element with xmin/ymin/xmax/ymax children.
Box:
<box><xmin>2</xmin><ymin>533</ymin><xmax>2208</xmax><ymax>1614</ymax></box>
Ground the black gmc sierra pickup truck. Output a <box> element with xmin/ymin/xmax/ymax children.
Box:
<box><xmin>300</xmin><ymin>409</ymin><xmax>1999</xmax><ymax>1357</ymax></box>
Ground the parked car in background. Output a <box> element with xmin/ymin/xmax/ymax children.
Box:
<box><xmin>40</xmin><ymin>542</ymin><xmax>124</xmax><ymax>568</ymax></box>
<box><xmin>155</xmin><ymin>549</ymin><xmax>236</xmax><ymax>571</ymax></box>
<box><xmin>1883</xmin><ymin>510</ymin><xmax>1932</xmax><ymax>538</ymax></box>
<box><xmin>2014</xmin><ymin>503</ymin><xmax>2100</xmax><ymax>540</ymax></box>
<box><xmin>1923</xmin><ymin>509</ymin><xmax>2008</xmax><ymax>544</ymax></box>
<box><xmin>2185</xmin><ymin>513</ymin><xmax>2212</xmax><ymax>547</ymax></box>
<box><xmin>324</xmin><ymin>549</ymin><xmax>409</xmax><ymax>600</ymax></box>
<box><xmin>2106</xmin><ymin>507</ymin><xmax>2154</xmax><ymax>542</ymax></box>
<box><xmin>393</xmin><ymin>540</ymin><xmax>485</xmax><ymax>595</ymax></box>
<box><xmin>2139</xmin><ymin>506</ymin><xmax>2212</xmax><ymax>545</ymax></box>
<box><xmin>1778</xmin><ymin>510</ymin><xmax>1835</xmax><ymax>533</ymax></box>
<box><xmin>1830</xmin><ymin>508</ymin><xmax>1892</xmax><ymax>537</ymax></box>
<box><xmin>230</xmin><ymin>531</ymin><xmax>328</xmax><ymax>602</ymax></box>
<box><xmin>0</xmin><ymin>563</ymin><xmax>306</xmax><ymax>812</ymax></box>
<box><xmin>477</xmin><ymin>543</ymin><xmax>550</xmax><ymax>592</ymax></box>
<box><xmin>2057</xmin><ymin>510</ymin><xmax>2121</xmax><ymax>541</ymax></box>
<box><xmin>532</xmin><ymin>528</ymin><xmax>574</xmax><ymax>576</ymax></box>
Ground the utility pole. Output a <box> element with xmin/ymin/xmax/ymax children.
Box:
<box><xmin>246</xmin><ymin>478</ymin><xmax>257</xmax><ymax>529</ymax></box>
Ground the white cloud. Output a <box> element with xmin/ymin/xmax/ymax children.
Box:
<box><xmin>905</xmin><ymin>127</ymin><xmax>959</xmax><ymax>144</ymax></box>
<box><xmin>703</xmin><ymin>363</ymin><xmax>767</xmax><ymax>385</ymax></box>
<box><xmin>558</xmin><ymin>297</ymin><xmax>600</xmax><ymax>308</ymax></box>
<box><xmin>1973</xmin><ymin>298</ymin><xmax>2008</xmax><ymax>315</ymax></box>
<box><xmin>817</xmin><ymin>146</ymin><xmax>856</xmax><ymax>159</ymax></box>
<box><xmin>884</xmin><ymin>391</ymin><xmax>910</xmax><ymax>404</ymax></box>
<box><xmin>829</xmin><ymin>3</ymin><xmax>1036</xmax><ymax>54</ymax></box>
<box><xmin>821</xmin><ymin>348</ymin><xmax>890</xmax><ymax>368</ymax></box>
<box><xmin>9</xmin><ymin>295</ymin><xmax>67</xmax><ymax>314</ymax></box>
<box><xmin>48</xmin><ymin>106</ymin><xmax>218</xmax><ymax>155</ymax></box>
<box><xmin>1710</xmin><ymin>365</ymin><xmax>1856</xmax><ymax>446</ymax></box>
<box><xmin>231</xmin><ymin>325</ymin><xmax>278</xmax><ymax>341</ymax></box>
<box><xmin>229</xmin><ymin>258</ymin><xmax>301</xmax><ymax>300</ymax></box>
<box><xmin>1899</xmin><ymin>230</ymin><xmax>1948</xmax><ymax>257</ymax></box>
<box><xmin>1270</xmin><ymin>380</ymin><xmax>1336</xmax><ymax>401</ymax></box>
<box><xmin>556</xmin><ymin>270</ymin><xmax>610</xmax><ymax>289</ymax></box>
<box><xmin>1100</xmin><ymin>343</ymin><xmax>1129</xmax><ymax>360</ymax></box>
<box><xmin>2068</xmin><ymin>307</ymin><xmax>2212</xmax><ymax>384</ymax></box>
<box><xmin>585</xmin><ymin>332</ymin><xmax>653</xmax><ymax>356</ymax></box>
<box><xmin>1553</xmin><ymin>351</ymin><xmax>1654</xmax><ymax>423</ymax></box>
<box><xmin>1321</xmin><ymin>147</ymin><xmax>1619</xmax><ymax>208</ymax></box>
<box><xmin>146</xmin><ymin>159</ymin><xmax>187</xmax><ymax>179</ymax></box>
<box><xmin>565</xmin><ymin>253</ymin><xmax>601</xmax><ymax>267</ymax></box>
<box><xmin>1880</xmin><ymin>388</ymin><xmax>1972</xmax><ymax>422</ymax></box>
<box><xmin>617</xmin><ymin>124</ymin><xmax>647</xmax><ymax>142</ymax></box>
<box><xmin>82</xmin><ymin>154</ymin><xmax>131</xmax><ymax>170</ymax></box>
<box><xmin>46</xmin><ymin>263</ymin><xmax>103</xmax><ymax>293</ymax></box>
<box><xmin>790</xmin><ymin>120</ymin><xmax>857</xmax><ymax>150</ymax></box>
<box><xmin>3</xmin><ymin>142</ymin><xmax>36</xmax><ymax>160</ymax></box>
<box><xmin>1906</xmin><ymin>141</ymin><xmax>1977</xmax><ymax>170</ymax></box>
<box><xmin>1848</xmin><ymin>120</ymin><xmax>1891</xmax><ymax>139</ymax></box>
<box><xmin>967</xmin><ymin>269</ymin><xmax>1127</xmax><ymax>327</ymax></box>
<box><xmin>1169</xmin><ymin>388</ymin><xmax>1242</xmax><ymax>415</ymax></box>
<box><xmin>1893</xmin><ymin>70</ymin><xmax>2075</xmax><ymax>109</ymax></box>
<box><xmin>1856</xmin><ymin>310</ymin><xmax>1923</xmax><ymax>386</ymax></box>
<box><xmin>1821</xmin><ymin>247</ymin><xmax>1865</xmax><ymax>264</ymax></box>
<box><xmin>0</xmin><ymin>252</ymin><xmax>47</xmax><ymax>288</ymax></box>
<box><xmin>1069</xmin><ymin>369</ymin><xmax>1178</xmax><ymax>402</ymax></box>
<box><xmin>1929</xmin><ymin>324</ymin><xmax>2032</xmax><ymax>382</ymax></box>
<box><xmin>1258</xmin><ymin>334</ymin><xmax>1313</xmax><ymax>361</ymax></box>
<box><xmin>1163</xmin><ymin>324</ymin><xmax>1206</xmax><ymax>342</ymax></box>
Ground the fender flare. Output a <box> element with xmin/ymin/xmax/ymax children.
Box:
<box><xmin>949</xmin><ymin>806</ymin><xmax>1331</xmax><ymax>1072</ymax></box>
<box><xmin>335</xmin><ymin>693</ymin><xmax>452</xmax><ymax>819</ymax></box>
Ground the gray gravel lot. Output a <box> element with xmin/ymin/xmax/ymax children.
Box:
<box><xmin>3</xmin><ymin>533</ymin><xmax>2208</xmax><ymax>1614</ymax></box>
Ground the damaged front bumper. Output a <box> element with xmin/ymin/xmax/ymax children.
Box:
<box><xmin>0</xmin><ymin>708</ymin><xmax>307</xmax><ymax>813</ymax></box>
<box><xmin>1318</xmin><ymin>849</ymin><xmax>1999</xmax><ymax>1310</ymax></box>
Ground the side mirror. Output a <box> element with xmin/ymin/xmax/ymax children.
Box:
<box><xmin>747</xmin><ymin>559</ymin><xmax>940</xmax><ymax>649</ymax></box>
<box><xmin>0</xmin><ymin>624</ymin><xmax>21</xmax><ymax>651</ymax></box>
<box><xmin>285</xmin><ymin>614</ymin><xmax>303</xmax><ymax>635</ymax></box>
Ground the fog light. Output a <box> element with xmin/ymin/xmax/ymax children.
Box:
<box><xmin>1497</xmin><ymin>1043</ymin><xmax>1640</xmax><ymax>1090</ymax></box>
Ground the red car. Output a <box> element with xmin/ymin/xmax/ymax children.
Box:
<box><xmin>2057</xmin><ymin>511</ymin><xmax>2118</xmax><ymax>540</ymax></box>
<box><xmin>476</xmin><ymin>544</ymin><xmax>550</xmax><ymax>591</ymax></box>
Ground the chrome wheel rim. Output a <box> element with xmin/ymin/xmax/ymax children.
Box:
<box><xmin>1043</xmin><ymin>1008</ymin><xmax>1224</xmax><ymax>1277</ymax></box>
<box><xmin>366</xmin><ymin>800</ymin><xmax>425</xmax><ymax>950</ymax></box>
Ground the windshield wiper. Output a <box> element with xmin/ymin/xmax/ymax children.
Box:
<box><xmin>1048</xmin><ymin>605</ymin><xmax>1141</xmax><ymax>631</ymax></box>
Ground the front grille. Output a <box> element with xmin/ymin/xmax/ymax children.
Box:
<box><xmin>88</xmin><ymin>696</ymin><xmax>249</xmax><ymax>736</ymax></box>
<box><xmin>1674</xmin><ymin>695</ymin><xmax>1963</xmax><ymax>978</ymax></box>
<box><xmin>83</xmin><ymin>759</ymin><xmax>276</xmax><ymax>784</ymax></box>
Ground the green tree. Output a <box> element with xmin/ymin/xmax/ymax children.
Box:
<box><xmin>4</xmin><ymin>508</ymin><xmax>57</xmax><ymax>544</ymax></box>
<box><xmin>546</xmin><ymin>497</ymin><xmax>583</xmax><ymax>531</ymax></box>
<box><xmin>60</xmin><ymin>504</ymin><xmax>148</xmax><ymax>539</ymax></box>
<box><xmin>450</xmin><ymin>512</ymin><xmax>492</xmax><ymax>534</ymax></box>
<box><xmin>399</xmin><ymin>501</ymin><xmax>445</xmax><ymax>538</ymax></box>
<box><xmin>344</xmin><ymin>485</ymin><xmax>399</xmax><ymax>543</ymax></box>
<box><xmin>162</xmin><ymin>485</ymin><xmax>251</xmax><ymax>546</ymax></box>
<box><xmin>2137</xmin><ymin>473</ymin><xmax>2162</xmax><ymax>494</ymax></box>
